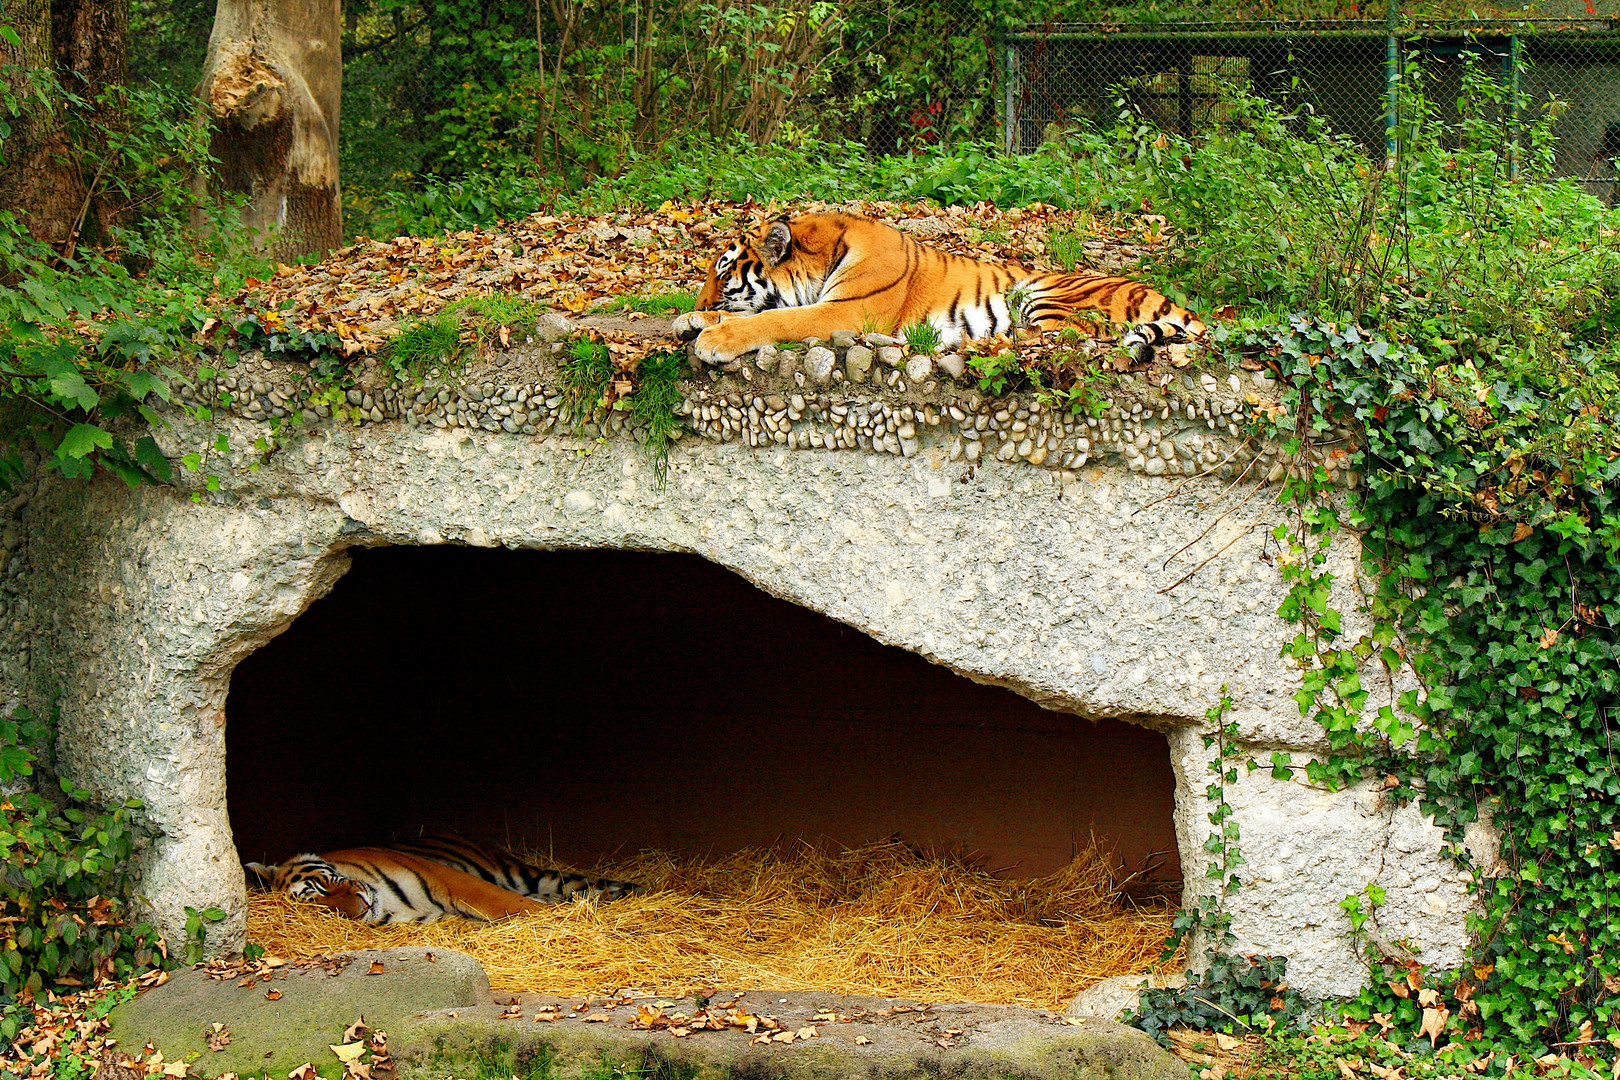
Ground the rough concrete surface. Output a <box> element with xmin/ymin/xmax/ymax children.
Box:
<box><xmin>395</xmin><ymin>991</ymin><xmax>1189</xmax><ymax>1080</ymax></box>
<box><xmin>109</xmin><ymin>948</ymin><xmax>487</xmax><ymax>1079</ymax></box>
<box><xmin>15</xmin><ymin>352</ymin><xmax>1487</xmax><ymax>1001</ymax></box>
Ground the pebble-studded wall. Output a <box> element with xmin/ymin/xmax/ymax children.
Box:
<box><xmin>13</xmin><ymin>321</ymin><xmax>1489</xmax><ymax>1000</ymax></box>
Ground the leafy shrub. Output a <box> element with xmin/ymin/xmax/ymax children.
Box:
<box><xmin>350</xmin><ymin>172</ymin><xmax>549</xmax><ymax>240</ymax></box>
<box><xmin>1128</xmin><ymin>954</ymin><xmax>1307</xmax><ymax>1044</ymax></box>
<box><xmin>1118</xmin><ymin>63</ymin><xmax>1620</xmax><ymax>364</ymax></box>
<box><xmin>0</xmin><ymin>707</ymin><xmax>164</xmax><ymax>1041</ymax></box>
<box><xmin>0</xmin><ymin>80</ymin><xmax>265</xmax><ymax>488</ymax></box>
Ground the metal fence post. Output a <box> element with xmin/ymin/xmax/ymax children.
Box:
<box><xmin>1004</xmin><ymin>34</ymin><xmax>1019</xmax><ymax>155</ymax></box>
<box><xmin>1509</xmin><ymin>33</ymin><xmax>1522</xmax><ymax>181</ymax></box>
<box><xmin>1385</xmin><ymin>0</ymin><xmax>1400</xmax><ymax>159</ymax></box>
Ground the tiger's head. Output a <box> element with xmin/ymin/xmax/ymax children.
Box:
<box><xmin>694</xmin><ymin>218</ymin><xmax>797</xmax><ymax>314</ymax></box>
<box><xmin>245</xmin><ymin>855</ymin><xmax>374</xmax><ymax>920</ymax></box>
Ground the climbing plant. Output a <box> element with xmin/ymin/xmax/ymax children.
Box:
<box><xmin>1238</xmin><ymin>314</ymin><xmax>1620</xmax><ymax>1053</ymax></box>
<box><xmin>1128</xmin><ymin>691</ymin><xmax>1310</xmax><ymax>1042</ymax></box>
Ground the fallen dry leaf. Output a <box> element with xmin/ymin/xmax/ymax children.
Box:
<box><xmin>1418</xmin><ymin>1005</ymin><xmax>1450</xmax><ymax>1047</ymax></box>
<box><xmin>367</xmin><ymin>961</ymin><xmax>386</xmax><ymax>975</ymax></box>
<box><xmin>855</xmin><ymin>1036</ymin><xmax>872</xmax><ymax>1045</ymax></box>
<box><xmin>330</xmin><ymin>1042</ymin><xmax>367</xmax><ymax>1063</ymax></box>
<box><xmin>266</xmin><ymin>988</ymin><xmax>282</xmax><ymax>1000</ymax></box>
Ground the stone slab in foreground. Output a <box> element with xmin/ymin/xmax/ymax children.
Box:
<box><xmin>110</xmin><ymin>949</ymin><xmax>1188</xmax><ymax>1080</ymax></box>
<box><xmin>109</xmin><ymin>948</ymin><xmax>487</xmax><ymax>1079</ymax></box>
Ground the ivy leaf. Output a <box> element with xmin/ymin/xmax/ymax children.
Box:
<box><xmin>1514</xmin><ymin>560</ymin><xmax>1548</xmax><ymax>586</ymax></box>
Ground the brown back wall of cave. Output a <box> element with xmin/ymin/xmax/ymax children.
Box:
<box><xmin>226</xmin><ymin>546</ymin><xmax>1181</xmax><ymax>883</ymax></box>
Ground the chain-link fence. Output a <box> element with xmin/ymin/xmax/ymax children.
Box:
<box><xmin>129</xmin><ymin>1</ymin><xmax>1620</xmax><ymax>200</ymax></box>
<box><xmin>1008</xmin><ymin>18</ymin><xmax>1620</xmax><ymax>197</ymax></box>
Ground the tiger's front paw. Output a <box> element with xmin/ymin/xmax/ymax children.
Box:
<box><xmin>691</xmin><ymin>323</ymin><xmax>751</xmax><ymax>366</ymax></box>
<box><xmin>672</xmin><ymin>310</ymin><xmax>723</xmax><ymax>342</ymax></box>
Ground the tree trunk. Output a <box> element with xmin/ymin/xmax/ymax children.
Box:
<box><xmin>0</xmin><ymin>0</ymin><xmax>88</xmax><ymax>251</ymax></box>
<box><xmin>52</xmin><ymin>0</ymin><xmax>129</xmax><ymax>251</ymax></box>
<box><xmin>196</xmin><ymin>0</ymin><xmax>341</xmax><ymax>262</ymax></box>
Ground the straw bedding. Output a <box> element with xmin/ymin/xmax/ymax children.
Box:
<box><xmin>245</xmin><ymin>839</ymin><xmax>1179</xmax><ymax>1010</ymax></box>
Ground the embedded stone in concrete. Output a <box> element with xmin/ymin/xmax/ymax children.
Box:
<box><xmin>109</xmin><ymin>948</ymin><xmax>487</xmax><ymax>1079</ymax></box>
<box><xmin>845</xmin><ymin>345</ymin><xmax>874</xmax><ymax>383</ymax></box>
<box><xmin>803</xmin><ymin>346</ymin><xmax>837</xmax><ymax>384</ymax></box>
<box><xmin>1065</xmin><ymin>972</ymin><xmax>1187</xmax><ymax>1023</ymax></box>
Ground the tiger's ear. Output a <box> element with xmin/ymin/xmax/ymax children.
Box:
<box><xmin>762</xmin><ymin>220</ymin><xmax>793</xmax><ymax>266</ymax></box>
<box><xmin>244</xmin><ymin>861</ymin><xmax>276</xmax><ymax>887</ymax></box>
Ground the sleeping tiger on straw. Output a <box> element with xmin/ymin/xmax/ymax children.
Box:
<box><xmin>673</xmin><ymin>211</ymin><xmax>1205</xmax><ymax>366</ymax></box>
<box><xmin>245</xmin><ymin>835</ymin><xmax>638</xmax><ymax>925</ymax></box>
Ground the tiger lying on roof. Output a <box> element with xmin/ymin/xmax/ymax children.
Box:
<box><xmin>673</xmin><ymin>211</ymin><xmax>1205</xmax><ymax>367</ymax></box>
<box><xmin>245</xmin><ymin>835</ymin><xmax>638</xmax><ymax>925</ymax></box>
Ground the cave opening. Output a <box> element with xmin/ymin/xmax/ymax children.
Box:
<box><xmin>226</xmin><ymin>545</ymin><xmax>1182</xmax><ymax>889</ymax></box>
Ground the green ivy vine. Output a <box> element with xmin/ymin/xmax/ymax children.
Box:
<box><xmin>1232</xmin><ymin>314</ymin><xmax>1620</xmax><ymax>1052</ymax></box>
<box><xmin>1130</xmin><ymin>691</ymin><xmax>1309</xmax><ymax>1042</ymax></box>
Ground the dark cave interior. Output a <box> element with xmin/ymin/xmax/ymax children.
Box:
<box><xmin>226</xmin><ymin>545</ymin><xmax>1181</xmax><ymax>885</ymax></box>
